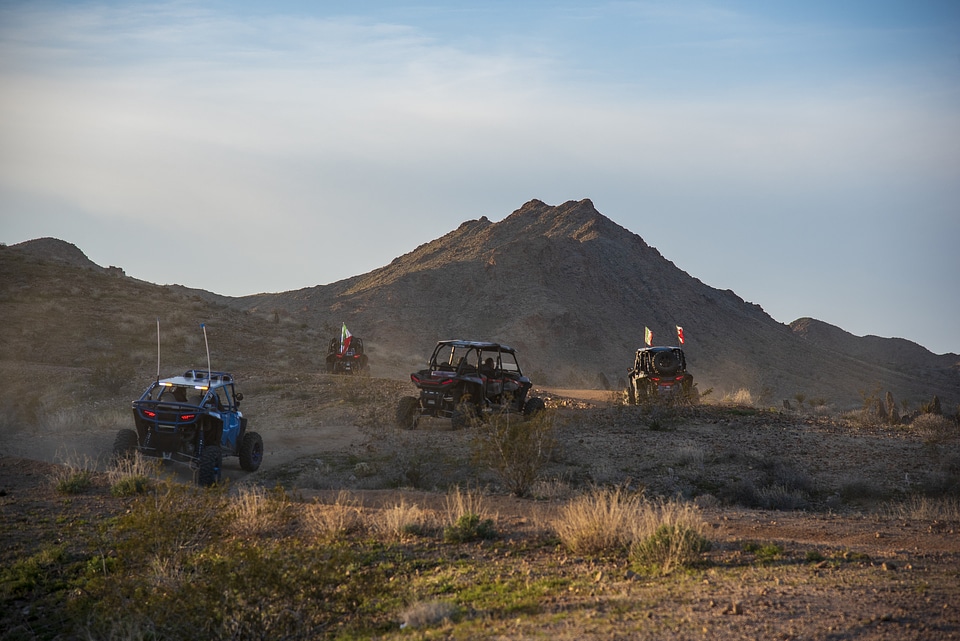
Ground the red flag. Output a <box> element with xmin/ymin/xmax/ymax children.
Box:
<box><xmin>644</xmin><ymin>327</ymin><xmax>653</xmax><ymax>346</ymax></box>
<box><xmin>677</xmin><ymin>325</ymin><xmax>685</xmax><ymax>345</ymax></box>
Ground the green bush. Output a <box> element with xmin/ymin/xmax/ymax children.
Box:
<box><xmin>443</xmin><ymin>513</ymin><xmax>496</xmax><ymax>543</ymax></box>
<box><xmin>110</xmin><ymin>475</ymin><xmax>152</xmax><ymax>496</ymax></box>
<box><xmin>471</xmin><ymin>409</ymin><xmax>555</xmax><ymax>497</ymax></box>
<box><xmin>55</xmin><ymin>469</ymin><xmax>94</xmax><ymax>494</ymax></box>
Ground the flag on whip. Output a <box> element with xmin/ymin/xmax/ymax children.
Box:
<box><xmin>644</xmin><ymin>326</ymin><xmax>653</xmax><ymax>347</ymax></box>
<box><xmin>340</xmin><ymin>323</ymin><xmax>353</xmax><ymax>355</ymax></box>
<box><xmin>676</xmin><ymin>325</ymin><xmax>685</xmax><ymax>345</ymax></box>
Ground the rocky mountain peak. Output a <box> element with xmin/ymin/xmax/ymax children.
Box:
<box><xmin>9</xmin><ymin>237</ymin><xmax>103</xmax><ymax>271</ymax></box>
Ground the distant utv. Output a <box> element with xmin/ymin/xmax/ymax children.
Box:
<box><xmin>626</xmin><ymin>346</ymin><xmax>697</xmax><ymax>405</ymax></box>
<box><xmin>326</xmin><ymin>334</ymin><xmax>369</xmax><ymax>375</ymax></box>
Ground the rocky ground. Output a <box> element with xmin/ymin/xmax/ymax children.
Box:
<box><xmin>2</xmin><ymin>379</ymin><xmax>959</xmax><ymax>639</ymax></box>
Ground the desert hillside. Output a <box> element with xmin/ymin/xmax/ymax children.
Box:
<box><xmin>3</xmin><ymin>200</ymin><xmax>958</xmax><ymax>413</ymax></box>
<box><xmin>230</xmin><ymin>199</ymin><xmax>958</xmax><ymax>409</ymax></box>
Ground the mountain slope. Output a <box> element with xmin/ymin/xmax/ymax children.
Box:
<box><xmin>235</xmin><ymin>199</ymin><xmax>958</xmax><ymax>409</ymax></box>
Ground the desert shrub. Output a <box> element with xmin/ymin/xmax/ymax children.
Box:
<box><xmin>374</xmin><ymin>500</ymin><xmax>430</xmax><ymax>540</ymax></box>
<box><xmin>50</xmin><ymin>452</ymin><xmax>97</xmax><ymax>494</ymax></box>
<box><xmin>442</xmin><ymin>485</ymin><xmax>495</xmax><ymax>542</ymax></box>
<box><xmin>727</xmin><ymin>388</ymin><xmax>754</xmax><ymax>406</ymax></box>
<box><xmin>110</xmin><ymin>475</ymin><xmax>152</xmax><ymax>497</ymax></box>
<box><xmin>912</xmin><ymin>413</ymin><xmax>956</xmax><ymax>444</ymax></box>
<box><xmin>884</xmin><ymin>495</ymin><xmax>960</xmax><ymax>521</ymax></box>
<box><xmin>54</xmin><ymin>469</ymin><xmax>95</xmax><ymax>494</ymax></box>
<box><xmin>0</xmin><ymin>545</ymin><xmax>67</xmax><ymax>599</ymax></box>
<box><xmin>89</xmin><ymin>355</ymin><xmax>134</xmax><ymax>393</ymax></box>
<box><xmin>530</xmin><ymin>476</ymin><xmax>573</xmax><ymax>501</ymax></box>
<box><xmin>390</xmin><ymin>444</ymin><xmax>441</xmax><ymax>489</ymax></box>
<box><xmin>445</xmin><ymin>485</ymin><xmax>487</xmax><ymax>522</ymax></box>
<box><xmin>839</xmin><ymin>477</ymin><xmax>884</xmax><ymax>502</ymax></box>
<box><xmin>766</xmin><ymin>460</ymin><xmax>814</xmax><ymax>495</ymax></box>
<box><xmin>672</xmin><ymin>444</ymin><xmax>706</xmax><ymax>469</ymax></box>
<box><xmin>443</xmin><ymin>513</ymin><xmax>497</xmax><ymax>543</ymax></box>
<box><xmin>628</xmin><ymin>497</ymin><xmax>710</xmax><ymax>575</ymax></box>
<box><xmin>631</xmin><ymin>524</ymin><xmax>710</xmax><ymax>575</ymax></box>
<box><xmin>107</xmin><ymin>452</ymin><xmax>157</xmax><ymax>496</ymax></box>
<box><xmin>554</xmin><ymin>486</ymin><xmax>642</xmax><ymax>555</ymax></box>
<box><xmin>305</xmin><ymin>490</ymin><xmax>364</xmax><ymax>539</ymax></box>
<box><xmin>755</xmin><ymin>484</ymin><xmax>808</xmax><ymax>510</ymax></box>
<box><xmin>229</xmin><ymin>485</ymin><xmax>291</xmax><ymax>538</ymax></box>
<box><xmin>743</xmin><ymin>541</ymin><xmax>785</xmax><ymax>564</ymax></box>
<box><xmin>400</xmin><ymin>600</ymin><xmax>458</xmax><ymax>629</ymax></box>
<box><xmin>471</xmin><ymin>409</ymin><xmax>556</xmax><ymax>496</ymax></box>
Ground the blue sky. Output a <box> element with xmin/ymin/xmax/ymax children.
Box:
<box><xmin>2</xmin><ymin>1</ymin><xmax>958</xmax><ymax>354</ymax></box>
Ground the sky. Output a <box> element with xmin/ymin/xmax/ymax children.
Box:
<box><xmin>1</xmin><ymin>1</ymin><xmax>958</xmax><ymax>354</ymax></box>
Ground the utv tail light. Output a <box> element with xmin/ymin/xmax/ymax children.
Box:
<box><xmin>180</xmin><ymin>414</ymin><xmax>196</xmax><ymax>421</ymax></box>
<box><xmin>143</xmin><ymin>409</ymin><xmax>157</xmax><ymax>418</ymax></box>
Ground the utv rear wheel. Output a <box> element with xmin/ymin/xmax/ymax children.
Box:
<box><xmin>113</xmin><ymin>429</ymin><xmax>139</xmax><ymax>459</ymax></box>
<box><xmin>396</xmin><ymin>396</ymin><xmax>419</xmax><ymax>429</ymax></box>
<box><xmin>239</xmin><ymin>432</ymin><xmax>264</xmax><ymax>471</ymax></box>
<box><xmin>523</xmin><ymin>397</ymin><xmax>546</xmax><ymax>417</ymax></box>
<box><xmin>626</xmin><ymin>384</ymin><xmax>636</xmax><ymax>405</ymax></box>
<box><xmin>197</xmin><ymin>445</ymin><xmax>222</xmax><ymax>487</ymax></box>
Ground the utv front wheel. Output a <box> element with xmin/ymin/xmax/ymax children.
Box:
<box><xmin>197</xmin><ymin>445</ymin><xmax>222</xmax><ymax>487</ymax></box>
<box><xmin>239</xmin><ymin>432</ymin><xmax>264</xmax><ymax>471</ymax></box>
<box><xmin>113</xmin><ymin>429</ymin><xmax>139</xmax><ymax>460</ymax></box>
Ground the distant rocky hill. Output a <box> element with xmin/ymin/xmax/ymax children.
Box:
<box><xmin>10</xmin><ymin>237</ymin><xmax>103</xmax><ymax>270</ymax></box>
<box><xmin>229</xmin><ymin>199</ymin><xmax>958</xmax><ymax>409</ymax></box>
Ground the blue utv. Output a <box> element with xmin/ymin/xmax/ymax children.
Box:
<box><xmin>114</xmin><ymin>370</ymin><xmax>263</xmax><ymax>486</ymax></box>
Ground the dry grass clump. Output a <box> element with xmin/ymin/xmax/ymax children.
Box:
<box><xmin>400</xmin><ymin>600</ymin><xmax>457</xmax><ymax>630</ymax></box>
<box><xmin>444</xmin><ymin>485</ymin><xmax>491</xmax><ymax>525</ymax></box>
<box><xmin>723</xmin><ymin>388</ymin><xmax>754</xmax><ymax>406</ymax></box>
<box><xmin>304</xmin><ymin>490</ymin><xmax>365</xmax><ymax>539</ymax></box>
<box><xmin>229</xmin><ymin>485</ymin><xmax>291</xmax><ymax>537</ymax></box>
<box><xmin>49</xmin><ymin>450</ymin><xmax>98</xmax><ymax>494</ymax></box>
<box><xmin>554</xmin><ymin>486</ymin><xmax>642</xmax><ymax>555</ymax></box>
<box><xmin>884</xmin><ymin>495</ymin><xmax>960</xmax><ymax>521</ymax></box>
<box><xmin>442</xmin><ymin>485</ymin><xmax>496</xmax><ymax>542</ymax></box>
<box><xmin>629</xmin><ymin>498</ymin><xmax>710</xmax><ymax>576</ymax></box>
<box><xmin>554</xmin><ymin>487</ymin><xmax>709</xmax><ymax>574</ymax></box>
<box><xmin>530</xmin><ymin>476</ymin><xmax>574</xmax><ymax>501</ymax></box>
<box><xmin>107</xmin><ymin>452</ymin><xmax>158</xmax><ymax>496</ymax></box>
<box><xmin>373</xmin><ymin>500</ymin><xmax>432</xmax><ymax>540</ymax></box>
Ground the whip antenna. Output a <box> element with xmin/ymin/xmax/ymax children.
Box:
<box><xmin>156</xmin><ymin>317</ymin><xmax>161</xmax><ymax>383</ymax></box>
<box><xmin>201</xmin><ymin>323</ymin><xmax>211</xmax><ymax>380</ymax></box>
